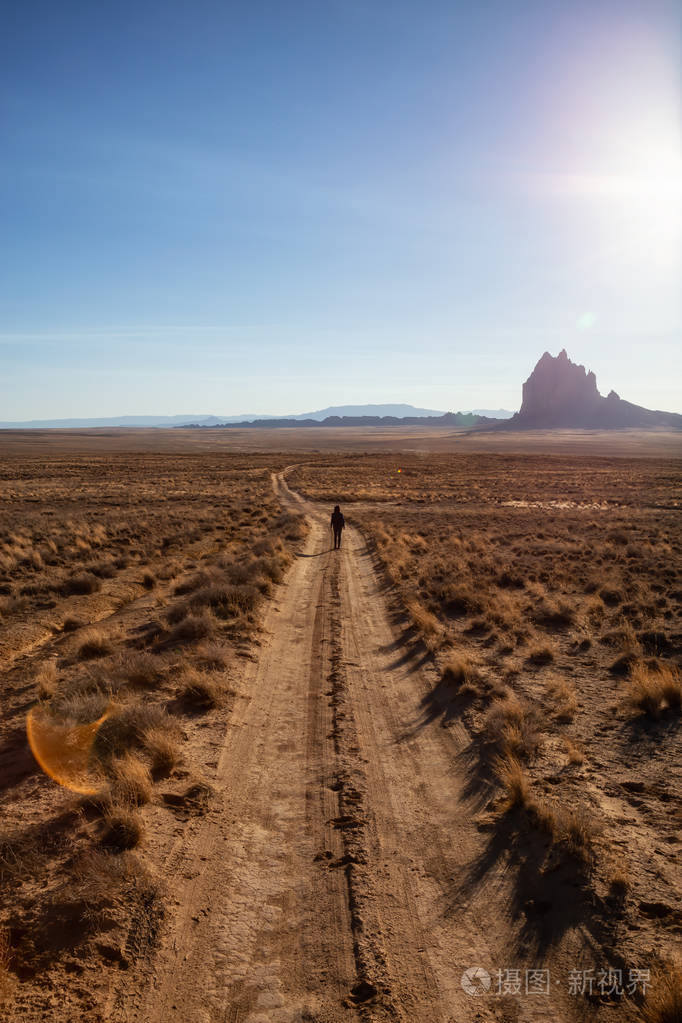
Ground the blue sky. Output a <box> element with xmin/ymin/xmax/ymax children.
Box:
<box><xmin>1</xmin><ymin>0</ymin><xmax>680</xmax><ymax>419</ymax></box>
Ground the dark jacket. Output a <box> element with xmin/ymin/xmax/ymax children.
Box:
<box><xmin>331</xmin><ymin>509</ymin><xmax>345</xmax><ymax>532</ymax></box>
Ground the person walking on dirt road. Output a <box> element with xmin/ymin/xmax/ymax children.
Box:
<box><xmin>331</xmin><ymin>505</ymin><xmax>345</xmax><ymax>550</ymax></box>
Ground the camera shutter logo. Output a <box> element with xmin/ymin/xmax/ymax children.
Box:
<box><xmin>461</xmin><ymin>966</ymin><xmax>491</xmax><ymax>996</ymax></box>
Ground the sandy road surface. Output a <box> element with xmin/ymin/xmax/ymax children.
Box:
<box><xmin>110</xmin><ymin>472</ymin><xmax>582</xmax><ymax>1023</ymax></box>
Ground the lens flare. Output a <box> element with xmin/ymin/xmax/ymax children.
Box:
<box><xmin>26</xmin><ymin>705</ymin><xmax>111</xmax><ymax>794</ymax></box>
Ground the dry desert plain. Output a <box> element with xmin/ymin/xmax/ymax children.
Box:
<box><xmin>0</xmin><ymin>426</ymin><xmax>680</xmax><ymax>1023</ymax></box>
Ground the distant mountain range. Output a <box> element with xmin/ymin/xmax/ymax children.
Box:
<box><xmin>0</xmin><ymin>404</ymin><xmax>514</xmax><ymax>429</ymax></box>
<box><xmin>210</xmin><ymin>411</ymin><xmax>491</xmax><ymax>429</ymax></box>
<box><xmin>1</xmin><ymin>356</ymin><xmax>678</xmax><ymax>431</ymax></box>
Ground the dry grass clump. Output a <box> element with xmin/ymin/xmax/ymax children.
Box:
<box><xmin>94</xmin><ymin>703</ymin><xmax>169</xmax><ymax>760</ymax></box>
<box><xmin>628</xmin><ymin>663</ymin><xmax>682</xmax><ymax>719</ymax></box>
<box><xmin>77</xmin><ymin>629</ymin><xmax>114</xmax><ymax>661</ymax></box>
<box><xmin>0</xmin><ymin>929</ymin><xmax>15</xmax><ymax>1007</ymax></box>
<box><xmin>196</xmin><ymin>641</ymin><xmax>230</xmax><ymax>670</ymax></box>
<box><xmin>188</xmin><ymin>582</ymin><xmax>259</xmax><ymax>619</ymax></box>
<box><xmin>406</xmin><ymin>599</ymin><xmax>442</xmax><ymax>648</ymax></box>
<box><xmin>179</xmin><ymin>667</ymin><xmax>230</xmax><ymax>710</ymax></box>
<box><xmin>484</xmin><ymin>691</ymin><xmax>539</xmax><ymax>761</ymax></box>
<box><xmin>493</xmin><ymin>753</ymin><xmax>530</xmax><ymax>809</ymax></box>
<box><xmin>533</xmin><ymin>598</ymin><xmax>576</xmax><ymax>630</ymax></box>
<box><xmin>441</xmin><ymin>655</ymin><xmax>478</xmax><ymax>693</ymax></box>
<box><xmin>144</xmin><ymin>725</ymin><xmax>181</xmax><ymax>776</ymax></box>
<box><xmin>600</xmin><ymin>586</ymin><xmax>624</xmax><ymax>607</ymax></box>
<box><xmin>35</xmin><ymin>659</ymin><xmax>58</xmax><ymax>699</ymax></box>
<box><xmin>167</xmin><ymin>610</ymin><xmax>216</xmax><ymax>644</ymax></box>
<box><xmin>117</xmin><ymin>651</ymin><xmax>166</xmax><ymax>688</ymax></box>
<box><xmin>173</xmin><ymin>570</ymin><xmax>213</xmax><ymax>596</ymax></box>
<box><xmin>109</xmin><ymin>753</ymin><xmax>153</xmax><ymax>805</ymax></box>
<box><xmin>526</xmin><ymin>644</ymin><xmax>555</xmax><ymax>667</ymax></box>
<box><xmin>60</xmin><ymin>570</ymin><xmax>101</xmax><ymax>596</ymax></box>
<box><xmin>524</xmin><ymin>799</ymin><xmax>596</xmax><ymax>865</ymax></box>
<box><xmin>642</xmin><ymin>961</ymin><xmax>682</xmax><ymax>1023</ymax></box>
<box><xmin>102</xmin><ymin>806</ymin><xmax>144</xmax><ymax>850</ymax></box>
<box><xmin>610</xmin><ymin>650</ymin><xmax>640</xmax><ymax>676</ymax></box>
<box><xmin>62</xmin><ymin>615</ymin><xmax>85</xmax><ymax>632</ymax></box>
<box><xmin>559</xmin><ymin>807</ymin><xmax>596</xmax><ymax>863</ymax></box>
<box><xmin>548</xmin><ymin>677</ymin><xmax>578</xmax><ymax>723</ymax></box>
<box><xmin>564</xmin><ymin>738</ymin><xmax>585</xmax><ymax>765</ymax></box>
<box><xmin>607</xmin><ymin>866</ymin><xmax>630</xmax><ymax>903</ymax></box>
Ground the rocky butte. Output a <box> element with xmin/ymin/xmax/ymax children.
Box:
<box><xmin>506</xmin><ymin>349</ymin><xmax>682</xmax><ymax>429</ymax></box>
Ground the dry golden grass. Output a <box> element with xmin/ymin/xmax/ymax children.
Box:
<box><xmin>484</xmin><ymin>691</ymin><xmax>538</xmax><ymax>761</ymax></box>
<box><xmin>35</xmin><ymin>659</ymin><xmax>58</xmax><ymax>699</ymax></box>
<box><xmin>76</xmin><ymin>628</ymin><xmax>114</xmax><ymax>661</ymax></box>
<box><xmin>406</xmin><ymin>598</ymin><xmax>442</xmax><ymax>648</ymax></box>
<box><xmin>526</xmin><ymin>644</ymin><xmax>555</xmax><ymax>666</ymax></box>
<box><xmin>493</xmin><ymin>753</ymin><xmax>530</xmax><ymax>809</ymax></box>
<box><xmin>642</xmin><ymin>962</ymin><xmax>682</xmax><ymax>1023</ymax></box>
<box><xmin>0</xmin><ymin>929</ymin><xmax>15</xmax><ymax>1007</ymax></box>
<box><xmin>441</xmin><ymin>655</ymin><xmax>478</xmax><ymax>692</ymax></box>
<box><xmin>548</xmin><ymin>677</ymin><xmax>578</xmax><ymax>723</ymax></box>
<box><xmin>102</xmin><ymin>807</ymin><xmax>144</xmax><ymax>850</ymax></box>
<box><xmin>179</xmin><ymin>667</ymin><xmax>230</xmax><ymax>709</ymax></box>
<box><xmin>564</xmin><ymin>738</ymin><xmax>585</xmax><ymax>765</ymax></box>
<box><xmin>144</xmin><ymin>725</ymin><xmax>182</xmax><ymax>776</ymax></box>
<box><xmin>628</xmin><ymin>663</ymin><xmax>682</xmax><ymax>719</ymax></box>
<box><xmin>109</xmin><ymin>753</ymin><xmax>153</xmax><ymax>806</ymax></box>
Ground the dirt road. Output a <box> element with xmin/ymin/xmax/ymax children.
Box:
<box><xmin>111</xmin><ymin>472</ymin><xmax>581</xmax><ymax>1023</ymax></box>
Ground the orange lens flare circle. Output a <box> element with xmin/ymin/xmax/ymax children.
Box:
<box><xmin>26</xmin><ymin>705</ymin><xmax>111</xmax><ymax>795</ymax></box>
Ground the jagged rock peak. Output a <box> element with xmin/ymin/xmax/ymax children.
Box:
<box><xmin>507</xmin><ymin>350</ymin><xmax>682</xmax><ymax>429</ymax></box>
<box><xmin>517</xmin><ymin>349</ymin><xmax>601</xmax><ymax>426</ymax></box>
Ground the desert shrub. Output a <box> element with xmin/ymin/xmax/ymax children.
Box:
<box><xmin>608</xmin><ymin>868</ymin><xmax>630</xmax><ymax>903</ymax></box>
<box><xmin>62</xmin><ymin>616</ymin><xmax>85</xmax><ymax>632</ymax></box>
<box><xmin>485</xmin><ymin>692</ymin><xmax>539</xmax><ymax>761</ymax></box>
<box><xmin>61</xmin><ymin>571</ymin><xmax>101</xmax><ymax>596</ymax></box>
<box><xmin>173</xmin><ymin>571</ymin><xmax>212</xmax><ymax>596</ymax></box>
<box><xmin>441</xmin><ymin>656</ymin><xmax>478</xmax><ymax>691</ymax></box>
<box><xmin>496</xmin><ymin>570</ymin><xmax>525</xmax><ymax>590</ymax></box>
<box><xmin>196</xmin><ymin>642</ymin><xmax>229</xmax><ymax>670</ymax></box>
<box><xmin>168</xmin><ymin>611</ymin><xmax>215</xmax><ymax>644</ymax></box>
<box><xmin>118</xmin><ymin>651</ymin><xmax>166</xmax><ymax>688</ymax></box>
<box><xmin>493</xmin><ymin>754</ymin><xmax>530</xmax><ymax>809</ymax></box>
<box><xmin>548</xmin><ymin>677</ymin><xmax>578</xmax><ymax>723</ymax></box>
<box><xmin>102</xmin><ymin>807</ymin><xmax>144</xmax><ymax>850</ymax></box>
<box><xmin>85</xmin><ymin>559</ymin><xmax>117</xmax><ymax>579</ymax></box>
<box><xmin>179</xmin><ymin>668</ymin><xmax>229</xmax><ymax>710</ymax></box>
<box><xmin>190</xmin><ymin>583</ymin><xmax>258</xmax><ymax>619</ymax></box>
<box><xmin>35</xmin><ymin>659</ymin><xmax>58</xmax><ymax>699</ymax></box>
<box><xmin>628</xmin><ymin>664</ymin><xmax>682</xmax><ymax>719</ymax></box>
<box><xmin>526</xmin><ymin>644</ymin><xmax>554</xmax><ymax>666</ymax></box>
<box><xmin>407</xmin><ymin>599</ymin><xmax>441</xmax><ymax>642</ymax></box>
<box><xmin>77</xmin><ymin>630</ymin><xmax>114</xmax><ymax>661</ymax></box>
<box><xmin>526</xmin><ymin>801</ymin><xmax>596</xmax><ymax>864</ymax></box>
<box><xmin>110</xmin><ymin>753</ymin><xmax>152</xmax><ymax>805</ymax></box>
<box><xmin>441</xmin><ymin>587</ymin><xmax>483</xmax><ymax>617</ymax></box>
<box><xmin>534</xmin><ymin>600</ymin><xmax>575</xmax><ymax>630</ymax></box>
<box><xmin>564</xmin><ymin>739</ymin><xmax>585</xmax><ymax>765</ymax></box>
<box><xmin>95</xmin><ymin>703</ymin><xmax>168</xmax><ymax>760</ymax></box>
<box><xmin>144</xmin><ymin>726</ymin><xmax>181</xmax><ymax>777</ymax></box>
<box><xmin>610</xmin><ymin>651</ymin><xmax>639</xmax><ymax>676</ymax></box>
<box><xmin>166</xmin><ymin>601</ymin><xmax>190</xmax><ymax>626</ymax></box>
